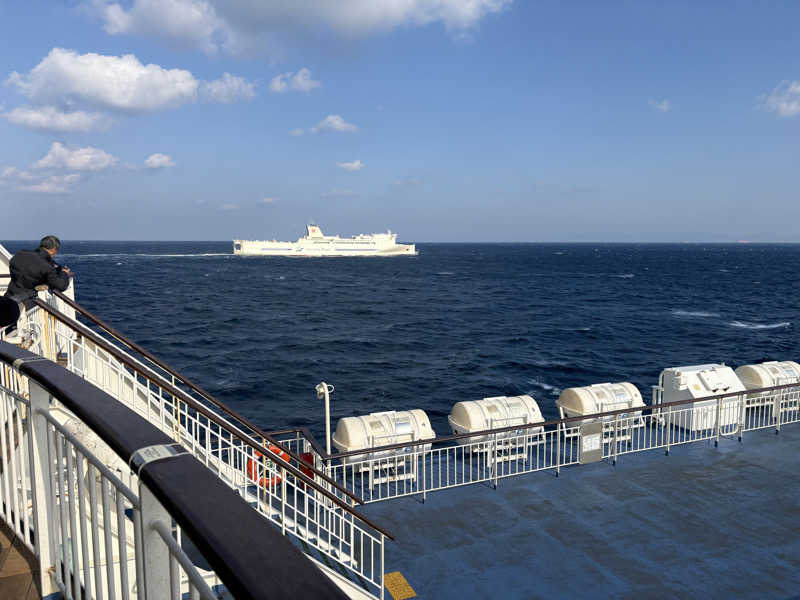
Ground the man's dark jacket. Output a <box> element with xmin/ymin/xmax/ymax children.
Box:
<box><xmin>4</xmin><ymin>248</ymin><xmax>70</xmax><ymax>307</ymax></box>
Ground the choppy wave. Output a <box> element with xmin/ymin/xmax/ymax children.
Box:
<box><xmin>615</xmin><ymin>273</ymin><xmax>635</xmax><ymax>278</ymax></box>
<box><xmin>527</xmin><ymin>378</ymin><xmax>561</xmax><ymax>397</ymax></box>
<box><xmin>672</xmin><ymin>310</ymin><xmax>720</xmax><ymax>318</ymax></box>
<box><xmin>730</xmin><ymin>321</ymin><xmax>791</xmax><ymax>330</ymax></box>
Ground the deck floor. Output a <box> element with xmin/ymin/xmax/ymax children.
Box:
<box><xmin>0</xmin><ymin>520</ymin><xmax>40</xmax><ymax>600</ymax></box>
<box><xmin>362</xmin><ymin>425</ymin><xmax>800</xmax><ymax>599</ymax></box>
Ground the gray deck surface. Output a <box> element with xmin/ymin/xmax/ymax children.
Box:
<box><xmin>361</xmin><ymin>426</ymin><xmax>800</xmax><ymax>599</ymax></box>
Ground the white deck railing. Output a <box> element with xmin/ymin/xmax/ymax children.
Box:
<box><xmin>6</xmin><ymin>295</ymin><xmax>388</xmax><ymax>599</ymax></box>
<box><xmin>0</xmin><ymin>368</ymin><xmax>219</xmax><ymax>599</ymax></box>
<box><xmin>269</xmin><ymin>387</ymin><xmax>800</xmax><ymax>504</ymax></box>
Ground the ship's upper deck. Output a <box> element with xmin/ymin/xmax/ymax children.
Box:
<box><xmin>361</xmin><ymin>424</ymin><xmax>800</xmax><ymax>599</ymax></box>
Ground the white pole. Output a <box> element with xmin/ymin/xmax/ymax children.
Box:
<box><xmin>316</xmin><ymin>382</ymin><xmax>334</xmax><ymax>455</ymax></box>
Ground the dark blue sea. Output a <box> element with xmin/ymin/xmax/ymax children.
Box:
<box><xmin>5</xmin><ymin>241</ymin><xmax>799</xmax><ymax>439</ymax></box>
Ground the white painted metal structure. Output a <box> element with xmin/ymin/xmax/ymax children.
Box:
<box><xmin>10</xmin><ymin>302</ymin><xmax>387</xmax><ymax>598</ymax></box>
<box><xmin>233</xmin><ymin>225</ymin><xmax>417</xmax><ymax>257</ymax></box>
<box><xmin>655</xmin><ymin>364</ymin><xmax>745</xmax><ymax>432</ymax></box>
<box><xmin>0</xmin><ymin>369</ymin><xmax>219</xmax><ymax>600</ymax></box>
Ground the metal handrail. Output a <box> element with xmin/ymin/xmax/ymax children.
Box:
<box><xmin>50</xmin><ymin>290</ymin><xmax>337</xmax><ymax>487</ymax></box>
<box><xmin>0</xmin><ymin>341</ymin><xmax>350</xmax><ymax>600</ymax></box>
<box><xmin>31</xmin><ymin>298</ymin><xmax>395</xmax><ymax>540</ymax></box>
<box><xmin>280</xmin><ymin>383</ymin><xmax>797</xmax><ymax>460</ymax></box>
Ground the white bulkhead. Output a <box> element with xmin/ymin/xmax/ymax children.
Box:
<box><xmin>332</xmin><ymin>410</ymin><xmax>435</xmax><ymax>464</ymax></box>
<box><xmin>658</xmin><ymin>364</ymin><xmax>745</xmax><ymax>431</ymax></box>
<box><xmin>448</xmin><ymin>395</ymin><xmax>544</xmax><ymax>442</ymax></box>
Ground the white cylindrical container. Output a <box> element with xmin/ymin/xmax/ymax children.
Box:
<box><xmin>332</xmin><ymin>409</ymin><xmax>435</xmax><ymax>464</ymax></box>
<box><xmin>735</xmin><ymin>361</ymin><xmax>800</xmax><ymax>390</ymax></box>
<box><xmin>448</xmin><ymin>395</ymin><xmax>544</xmax><ymax>443</ymax></box>
<box><xmin>556</xmin><ymin>382</ymin><xmax>644</xmax><ymax>425</ymax></box>
<box><xmin>735</xmin><ymin>361</ymin><xmax>800</xmax><ymax>406</ymax></box>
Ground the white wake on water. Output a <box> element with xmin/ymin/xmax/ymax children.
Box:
<box><xmin>672</xmin><ymin>310</ymin><xmax>720</xmax><ymax>318</ymax></box>
<box><xmin>527</xmin><ymin>378</ymin><xmax>561</xmax><ymax>396</ymax></box>
<box><xmin>730</xmin><ymin>321</ymin><xmax>791</xmax><ymax>330</ymax></box>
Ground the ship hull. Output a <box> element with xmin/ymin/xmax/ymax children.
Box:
<box><xmin>232</xmin><ymin>244</ymin><xmax>417</xmax><ymax>257</ymax></box>
<box><xmin>233</xmin><ymin>226</ymin><xmax>417</xmax><ymax>256</ymax></box>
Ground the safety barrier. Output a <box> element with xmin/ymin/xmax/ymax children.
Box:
<box><xmin>0</xmin><ymin>342</ymin><xmax>348</xmax><ymax>599</ymax></box>
<box><xmin>270</xmin><ymin>384</ymin><xmax>800</xmax><ymax>504</ymax></box>
<box><xmin>4</xmin><ymin>293</ymin><xmax>389</xmax><ymax>599</ymax></box>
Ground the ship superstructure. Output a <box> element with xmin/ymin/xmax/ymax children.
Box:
<box><xmin>233</xmin><ymin>225</ymin><xmax>417</xmax><ymax>257</ymax></box>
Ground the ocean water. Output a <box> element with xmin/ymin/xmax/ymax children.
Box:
<box><xmin>5</xmin><ymin>241</ymin><xmax>800</xmax><ymax>439</ymax></box>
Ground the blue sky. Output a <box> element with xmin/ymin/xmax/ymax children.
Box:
<box><xmin>1</xmin><ymin>1</ymin><xmax>799</xmax><ymax>242</ymax></box>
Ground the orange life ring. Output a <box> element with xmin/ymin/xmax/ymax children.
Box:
<box><xmin>246</xmin><ymin>445</ymin><xmax>291</xmax><ymax>488</ymax></box>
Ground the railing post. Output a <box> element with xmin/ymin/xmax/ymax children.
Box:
<box><xmin>664</xmin><ymin>406</ymin><xmax>671</xmax><ymax>456</ymax></box>
<box><xmin>775</xmin><ymin>389</ymin><xmax>782</xmax><ymax>435</ymax></box>
<box><xmin>420</xmin><ymin>445</ymin><xmax>426</xmax><ymax>503</ymax></box>
<box><xmin>737</xmin><ymin>393</ymin><xmax>744</xmax><ymax>442</ymax></box>
<box><xmin>139</xmin><ymin>483</ymin><xmax>172</xmax><ymax>600</ymax></box>
<box><xmin>492</xmin><ymin>422</ymin><xmax>498</xmax><ymax>489</ymax></box>
<box><xmin>612</xmin><ymin>414</ymin><xmax>619</xmax><ymax>466</ymax></box>
<box><xmin>380</xmin><ymin>535</ymin><xmax>385</xmax><ymax>600</ymax></box>
<box><xmin>28</xmin><ymin>381</ymin><xmax>59</xmax><ymax>597</ymax></box>
<box><xmin>715</xmin><ymin>396</ymin><xmax>722</xmax><ymax>447</ymax></box>
<box><xmin>555</xmin><ymin>423</ymin><xmax>561</xmax><ymax>477</ymax></box>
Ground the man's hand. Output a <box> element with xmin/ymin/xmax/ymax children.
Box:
<box><xmin>62</xmin><ymin>266</ymin><xmax>73</xmax><ymax>277</ymax></box>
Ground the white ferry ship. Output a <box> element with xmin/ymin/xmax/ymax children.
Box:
<box><xmin>233</xmin><ymin>225</ymin><xmax>417</xmax><ymax>257</ymax></box>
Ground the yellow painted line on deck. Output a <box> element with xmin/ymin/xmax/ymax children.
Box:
<box><xmin>384</xmin><ymin>571</ymin><xmax>416</xmax><ymax>600</ymax></box>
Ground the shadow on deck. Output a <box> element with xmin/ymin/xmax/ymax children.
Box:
<box><xmin>362</xmin><ymin>425</ymin><xmax>800</xmax><ymax>599</ymax></box>
<box><xmin>0</xmin><ymin>520</ymin><xmax>40</xmax><ymax>600</ymax></box>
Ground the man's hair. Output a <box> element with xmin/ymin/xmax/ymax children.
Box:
<box><xmin>39</xmin><ymin>235</ymin><xmax>61</xmax><ymax>251</ymax></box>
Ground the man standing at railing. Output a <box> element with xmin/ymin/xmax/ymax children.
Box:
<box><xmin>4</xmin><ymin>235</ymin><xmax>72</xmax><ymax>310</ymax></box>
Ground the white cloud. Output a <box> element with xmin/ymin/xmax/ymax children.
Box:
<box><xmin>648</xmin><ymin>98</ymin><xmax>671</xmax><ymax>113</ymax></box>
<box><xmin>90</xmin><ymin>0</ymin><xmax>511</xmax><ymax>54</ymax></box>
<box><xmin>144</xmin><ymin>153</ymin><xmax>175</xmax><ymax>168</ymax></box>
<box><xmin>763</xmin><ymin>81</ymin><xmax>800</xmax><ymax>117</ymax></box>
<box><xmin>7</xmin><ymin>48</ymin><xmax>254</xmax><ymax>113</ymax></box>
<box><xmin>269</xmin><ymin>68</ymin><xmax>321</xmax><ymax>93</ymax></box>
<box><xmin>0</xmin><ymin>166</ymin><xmax>35</xmax><ymax>182</ymax></box>
<box><xmin>96</xmin><ymin>0</ymin><xmax>228</xmax><ymax>54</ymax></box>
<box><xmin>289</xmin><ymin>128</ymin><xmax>304</xmax><ymax>136</ymax></box>
<box><xmin>200</xmin><ymin>72</ymin><xmax>255</xmax><ymax>102</ymax></box>
<box><xmin>35</xmin><ymin>142</ymin><xmax>118</xmax><ymax>171</ymax></box>
<box><xmin>261</xmin><ymin>197</ymin><xmax>276</xmax><ymax>204</ymax></box>
<box><xmin>312</xmin><ymin>115</ymin><xmax>358</xmax><ymax>133</ymax></box>
<box><xmin>3</xmin><ymin>105</ymin><xmax>110</xmax><ymax>132</ymax></box>
<box><xmin>19</xmin><ymin>174</ymin><xmax>81</xmax><ymax>194</ymax></box>
<box><xmin>336</xmin><ymin>159</ymin><xmax>364</xmax><ymax>171</ymax></box>
<box><xmin>221</xmin><ymin>203</ymin><xmax>240</xmax><ymax>210</ymax></box>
